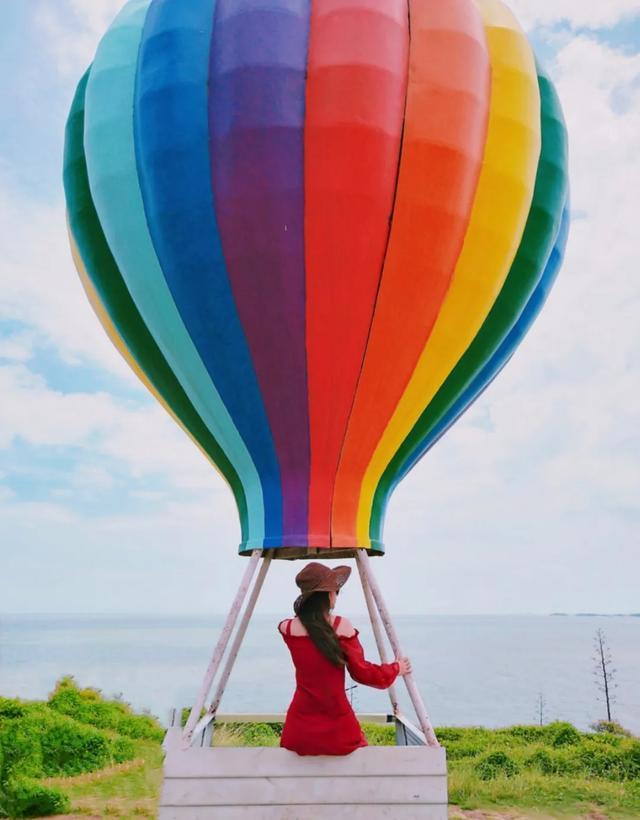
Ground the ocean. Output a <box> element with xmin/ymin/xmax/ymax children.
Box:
<box><xmin>0</xmin><ymin>614</ymin><xmax>638</xmax><ymax>734</ymax></box>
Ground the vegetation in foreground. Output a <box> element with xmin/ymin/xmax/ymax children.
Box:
<box><xmin>1</xmin><ymin>678</ymin><xmax>638</xmax><ymax>818</ymax></box>
<box><xmin>0</xmin><ymin>677</ymin><xmax>163</xmax><ymax>818</ymax></box>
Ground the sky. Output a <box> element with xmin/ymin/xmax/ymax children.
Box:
<box><xmin>0</xmin><ymin>1</ymin><xmax>638</xmax><ymax>616</ymax></box>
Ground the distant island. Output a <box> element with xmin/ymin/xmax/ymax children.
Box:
<box><xmin>550</xmin><ymin>612</ymin><xmax>639</xmax><ymax>617</ymax></box>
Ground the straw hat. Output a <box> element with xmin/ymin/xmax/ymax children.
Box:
<box><xmin>293</xmin><ymin>562</ymin><xmax>351</xmax><ymax>613</ymax></box>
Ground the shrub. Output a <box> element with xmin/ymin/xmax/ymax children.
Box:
<box><xmin>474</xmin><ymin>751</ymin><xmax>520</xmax><ymax>781</ymax></box>
<box><xmin>0</xmin><ymin>698</ymin><xmax>136</xmax><ymax>782</ymax></box>
<box><xmin>591</xmin><ymin>720</ymin><xmax>632</xmax><ymax>737</ymax></box>
<box><xmin>1</xmin><ymin>777</ymin><xmax>70</xmax><ymax>818</ymax></box>
<box><xmin>506</xmin><ymin>725</ymin><xmax>547</xmax><ymax>743</ymax></box>
<box><xmin>571</xmin><ymin>746</ymin><xmax>627</xmax><ymax>781</ymax></box>
<box><xmin>435</xmin><ymin>728</ymin><xmax>464</xmax><ymax>742</ymax></box>
<box><xmin>361</xmin><ymin>724</ymin><xmax>395</xmax><ymax>746</ymax></box>
<box><xmin>524</xmin><ymin>748</ymin><xmax>574</xmax><ymax>776</ymax></box>
<box><xmin>238</xmin><ymin>723</ymin><xmax>280</xmax><ymax>747</ymax></box>
<box><xmin>0</xmin><ymin>699</ymin><xmax>25</xmax><ymax>720</ymax></box>
<box><xmin>446</xmin><ymin>742</ymin><xmax>485</xmax><ymax>761</ymax></box>
<box><xmin>40</xmin><ymin>721</ymin><xmax>112</xmax><ymax>777</ymax></box>
<box><xmin>0</xmin><ymin>716</ymin><xmax>44</xmax><ymax>781</ymax></box>
<box><xmin>549</xmin><ymin>722</ymin><xmax>581</xmax><ymax>747</ymax></box>
<box><xmin>623</xmin><ymin>741</ymin><xmax>640</xmax><ymax>779</ymax></box>
<box><xmin>110</xmin><ymin>736</ymin><xmax>136</xmax><ymax>764</ymax></box>
<box><xmin>48</xmin><ymin>677</ymin><xmax>163</xmax><ymax>742</ymax></box>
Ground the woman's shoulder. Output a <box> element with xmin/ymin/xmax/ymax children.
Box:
<box><xmin>334</xmin><ymin>615</ymin><xmax>357</xmax><ymax>638</ymax></box>
<box><xmin>278</xmin><ymin>617</ymin><xmax>307</xmax><ymax>637</ymax></box>
<box><xmin>277</xmin><ymin>615</ymin><xmax>357</xmax><ymax>638</ymax></box>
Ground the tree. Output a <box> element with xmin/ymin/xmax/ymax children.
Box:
<box><xmin>592</xmin><ymin>628</ymin><xmax>617</xmax><ymax>722</ymax></box>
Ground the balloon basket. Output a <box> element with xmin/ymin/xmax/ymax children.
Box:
<box><xmin>238</xmin><ymin>546</ymin><xmax>385</xmax><ymax>561</ymax></box>
<box><xmin>160</xmin><ymin>550</ymin><xmax>447</xmax><ymax>818</ymax></box>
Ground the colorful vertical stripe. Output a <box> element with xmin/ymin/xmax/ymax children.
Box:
<box><xmin>64</xmin><ymin>0</ymin><xmax>569</xmax><ymax>557</ymax></box>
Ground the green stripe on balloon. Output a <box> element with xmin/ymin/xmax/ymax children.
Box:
<box><xmin>369</xmin><ymin>63</ymin><xmax>569</xmax><ymax>542</ymax></box>
<box><xmin>63</xmin><ymin>70</ymin><xmax>249</xmax><ymax>541</ymax></box>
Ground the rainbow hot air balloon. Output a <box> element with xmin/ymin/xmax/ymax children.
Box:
<box><xmin>63</xmin><ymin>0</ymin><xmax>569</xmax><ymax>558</ymax></box>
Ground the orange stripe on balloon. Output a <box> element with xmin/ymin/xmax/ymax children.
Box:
<box><xmin>355</xmin><ymin>0</ymin><xmax>541</xmax><ymax>545</ymax></box>
<box><xmin>331</xmin><ymin>0</ymin><xmax>491</xmax><ymax>546</ymax></box>
<box><xmin>304</xmin><ymin>0</ymin><xmax>409</xmax><ymax>547</ymax></box>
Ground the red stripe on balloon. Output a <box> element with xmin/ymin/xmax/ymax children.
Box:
<box><xmin>304</xmin><ymin>0</ymin><xmax>409</xmax><ymax>547</ymax></box>
<box><xmin>331</xmin><ymin>0</ymin><xmax>491</xmax><ymax>545</ymax></box>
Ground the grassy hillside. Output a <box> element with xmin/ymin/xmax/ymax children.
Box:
<box><xmin>0</xmin><ymin>678</ymin><xmax>163</xmax><ymax>818</ymax></box>
<box><xmin>1</xmin><ymin>679</ymin><xmax>638</xmax><ymax>818</ymax></box>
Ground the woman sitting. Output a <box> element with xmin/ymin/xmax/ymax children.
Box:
<box><xmin>279</xmin><ymin>561</ymin><xmax>411</xmax><ymax>756</ymax></box>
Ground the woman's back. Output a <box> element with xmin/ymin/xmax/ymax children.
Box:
<box><xmin>279</xmin><ymin>615</ymin><xmax>399</xmax><ymax>755</ymax></box>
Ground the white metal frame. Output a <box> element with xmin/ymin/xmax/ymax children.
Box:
<box><xmin>182</xmin><ymin>549</ymin><xmax>439</xmax><ymax>749</ymax></box>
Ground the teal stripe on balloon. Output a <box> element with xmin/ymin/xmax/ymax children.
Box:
<box><xmin>83</xmin><ymin>0</ymin><xmax>267</xmax><ymax>546</ymax></box>
<box><xmin>64</xmin><ymin>69</ymin><xmax>250</xmax><ymax>544</ymax></box>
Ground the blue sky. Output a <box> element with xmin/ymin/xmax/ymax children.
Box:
<box><xmin>1</xmin><ymin>0</ymin><xmax>639</xmax><ymax>615</ymax></box>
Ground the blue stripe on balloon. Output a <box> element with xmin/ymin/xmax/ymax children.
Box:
<box><xmin>83</xmin><ymin>0</ymin><xmax>268</xmax><ymax>547</ymax></box>
<box><xmin>208</xmin><ymin>0</ymin><xmax>311</xmax><ymax>546</ymax></box>
<box><xmin>134</xmin><ymin>0</ymin><xmax>283</xmax><ymax>546</ymax></box>
<box><xmin>388</xmin><ymin>205</ymin><xmax>570</xmax><ymax>493</ymax></box>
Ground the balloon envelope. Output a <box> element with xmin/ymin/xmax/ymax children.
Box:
<box><xmin>63</xmin><ymin>0</ymin><xmax>569</xmax><ymax>557</ymax></box>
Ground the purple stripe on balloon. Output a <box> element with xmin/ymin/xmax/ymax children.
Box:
<box><xmin>209</xmin><ymin>0</ymin><xmax>311</xmax><ymax>546</ymax></box>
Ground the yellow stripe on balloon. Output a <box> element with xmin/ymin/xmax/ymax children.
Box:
<box><xmin>68</xmin><ymin>225</ymin><xmax>229</xmax><ymax>488</ymax></box>
<box><xmin>355</xmin><ymin>0</ymin><xmax>541</xmax><ymax>545</ymax></box>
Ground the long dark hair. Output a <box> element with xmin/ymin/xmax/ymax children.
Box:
<box><xmin>297</xmin><ymin>591</ymin><xmax>345</xmax><ymax>667</ymax></box>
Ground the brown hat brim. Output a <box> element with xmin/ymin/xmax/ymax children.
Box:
<box><xmin>293</xmin><ymin>564</ymin><xmax>352</xmax><ymax>613</ymax></box>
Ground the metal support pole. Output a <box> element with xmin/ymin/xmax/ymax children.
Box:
<box><xmin>356</xmin><ymin>555</ymin><xmax>400</xmax><ymax>716</ymax></box>
<box><xmin>182</xmin><ymin>549</ymin><xmax>262</xmax><ymax>745</ymax></box>
<box><xmin>189</xmin><ymin>550</ymin><xmax>273</xmax><ymax>744</ymax></box>
<box><xmin>356</xmin><ymin>550</ymin><xmax>439</xmax><ymax>747</ymax></box>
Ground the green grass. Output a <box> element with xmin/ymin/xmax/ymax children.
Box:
<box><xmin>1</xmin><ymin>681</ymin><xmax>638</xmax><ymax>818</ymax></box>
<box><xmin>0</xmin><ymin>678</ymin><xmax>164</xmax><ymax>818</ymax></box>
<box><xmin>49</xmin><ymin>742</ymin><xmax>164</xmax><ymax>819</ymax></box>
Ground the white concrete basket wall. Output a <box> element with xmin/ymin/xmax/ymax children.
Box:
<box><xmin>160</xmin><ymin>726</ymin><xmax>448</xmax><ymax>819</ymax></box>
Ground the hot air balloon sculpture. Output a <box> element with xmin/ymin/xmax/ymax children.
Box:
<box><xmin>63</xmin><ymin>0</ymin><xmax>568</xmax><ymax>808</ymax></box>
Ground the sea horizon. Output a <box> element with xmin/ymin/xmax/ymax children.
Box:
<box><xmin>1</xmin><ymin>613</ymin><xmax>638</xmax><ymax>735</ymax></box>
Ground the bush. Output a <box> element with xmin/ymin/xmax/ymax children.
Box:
<box><xmin>0</xmin><ymin>716</ymin><xmax>45</xmax><ymax>781</ymax></box>
<box><xmin>445</xmin><ymin>742</ymin><xmax>485</xmax><ymax>760</ymax></box>
<box><xmin>475</xmin><ymin>751</ymin><xmax>520</xmax><ymax>781</ymax></box>
<box><xmin>40</xmin><ymin>721</ymin><xmax>112</xmax><ymax>777</ymax></box>
<box><xmin>361</xmin><ymin>724</ymin><xmax>395</xmax><ymax>746</ymax></box>
<box><xmin>48</xmin><ymin>677</ymin><xmax>163</xmax><ymax>742</ymax></box>
<box><xmin>0</xmin><ymin>698</ymin><xmax>136</xmax><ymax>783</ymax></box>
<box><xmin>1</xmin><ymin>777</ymin><xmax>70</xmax><ymax>818</ymax></box>
<box><xmin>506</xmin><ymin>725</ymin><xmax>547</xmax><ymax>743</ymax></box>
<box><xmin>238</xmin><ymin>723</ymin><xmax>280</xmax><ymax>747</ymax></box>
<box><xmin>591</xmin><ymin>720</ymin><xmax>633</xmax><ymax>737</ymax></box>
<box><xmin>110</xmin><ymin>735</ymin><xmax>136</xmax><ymax>764</ymax></box>
<box><xmin>435</xmin><ymin>727</ymin><xmax>464</xmax><ymax>742</ymax></box>
<box><xmin>550</xmin><ymin>722</ymin><xmax>581</xmax><ymax>747</ymax></box>
<box><xmin>524</xmin><ymin>748</ymin><xmax>573</xmax><ymax>776</ymax></box>
<box><xmin>574</xmin><ymin>747</ymin><xmax>626</xmax><ymax>781</ymax></box>
<box><xmin>0</xmin><ymin>699</ymin><xmax>25</xmax><ymax>720</ymax></box>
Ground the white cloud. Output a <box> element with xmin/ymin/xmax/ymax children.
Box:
<box><xmin>0</xmin><ymin>329</ymin><xmax>37</xmax><ymax>362</ymax></box>
<box><xmin>0</xmin><ymin>363</ymin><xmax>225</xmax><ymax>495</ymax></box>
<box><xmin>509</xmin><ymin>0</ymin><xmax>640</xmax><ymax>30</ymax></box>
<box><xmin>35</xmin><ymin>0</ymin><xmax>126</xmax><ymax>78</ymax></box>
<box><xmin>0</xmin><ymin>192</ymin><xmax>138</xmax><ymax>379</ymax></box>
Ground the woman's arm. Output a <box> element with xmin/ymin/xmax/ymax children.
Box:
<box><xmin>341</xmin><ymin>634</ymin><xmax>400</xmax><ymax>689</ymax></box>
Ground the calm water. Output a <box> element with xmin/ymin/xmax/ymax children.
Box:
<box><xmin>0</xmin><ymin>614</ymin><xmax>638</xmax><ymax>733</ymax></box>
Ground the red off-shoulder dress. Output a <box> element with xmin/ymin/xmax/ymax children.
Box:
<box><xmin>279</xmin><ymin>616</ymin><xmax>399</xmax><ymax>756</ymax></box>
